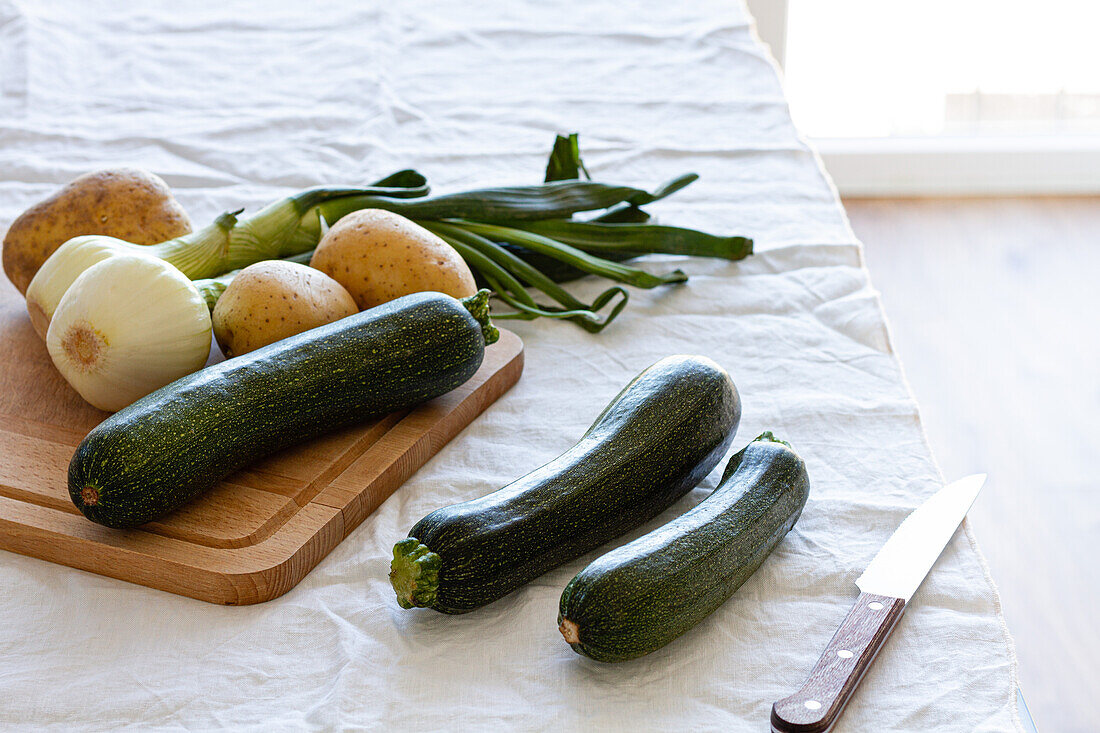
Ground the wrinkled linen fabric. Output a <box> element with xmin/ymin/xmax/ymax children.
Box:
<box><xmin>0</xmin><ymin>1</ymin><xmax>1021</xmax><ymax>730</ymax></box>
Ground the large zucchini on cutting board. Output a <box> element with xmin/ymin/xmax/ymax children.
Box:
<box><xmin>69</xmin><ymin>290</ymin><xmax>498</xmax><ymax>529</ymax></box>
<box><xmin>390</xmin><ymin>354</ymin><xmax>741</xmax><ymax>614</ymax></box>
<box><xmin>558</xmin><ymin>432</ymin><xmax>810</xmax><ymax>662</ymax></box>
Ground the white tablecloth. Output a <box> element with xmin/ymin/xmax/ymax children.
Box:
<box><xmin>0</xmin><ymin>1</ymin><xmax>1021</xmax><ymax>730</ymax></box>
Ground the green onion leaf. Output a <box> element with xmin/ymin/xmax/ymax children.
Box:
<box><xmin>544</xmin><ymin>133</ymin><xmax>590</xmax><ymax>183</ymax></box>
<box><xmin>445</xmin><ymin>221</ymin><xmax>688</xmax><ymax>289</ymax></box>
<box><xmin>506</xmin><ymin>220</ymin><xmax>753</xmax><ymax>261</ymax></box>
<box><xmin>427</xmin><ymin>222</ymin><xmax>630</xmax><ymax>332</ymax></box>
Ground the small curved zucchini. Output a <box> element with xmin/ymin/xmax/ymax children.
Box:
<box><xmin>69</xmin><ymin>290</ymin><xmax>498</xmax><ymax>529</ymax></box>
<box><xmin>390</xmin><ymin>355</ymin><xmax>741</xmax><ymax>614</ymax></box>
<box><xmin>558</xmin><ymin>432</ymin><xmax>809</xmax><ymax>662</ymax></box>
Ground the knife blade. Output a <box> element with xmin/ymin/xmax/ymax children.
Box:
<box><xmin>770</xmin><ymin>474</ymin><xmax>987</xmax><ymax>733</ymax></box>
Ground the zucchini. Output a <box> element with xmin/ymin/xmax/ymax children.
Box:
<box><xmin>558</xmin><ymin>432</ymin><xmax>809</xmax><ymax>662</ymax></box>
<box><xmin>390</xmin><ymin>355</ymin><xmax>741</xmax><ymax>614</ymax></box>
<box><xmin>69</xmin><ymin>290</ymin><xmax>499</xmax><ymax>529</ymax></box>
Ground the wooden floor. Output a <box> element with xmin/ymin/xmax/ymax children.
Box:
<box><xmin>844</xmin><ymin>197</ymin><xmax>1098</xmax><ymax>733</ymax></box>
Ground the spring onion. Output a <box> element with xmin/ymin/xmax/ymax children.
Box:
<box><xmin>426</xmin><ymin>222</ymin><xmax>629</xmax><ymax>332</ymax></box>
<box><xmin>413</xmin><ymin>134</ymin><xmax>752</xmax><ymax>330</ymax></box>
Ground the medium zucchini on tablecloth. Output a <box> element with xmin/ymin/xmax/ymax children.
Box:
<box><xmin>558</xmin><ymin>432</ymin><xmax>810</xmax><ymax>662</ymax></box>
<box><xmin>390</xmin><ymin>355</ymin><xmax>741</xmax><ymax>613</ymax></box>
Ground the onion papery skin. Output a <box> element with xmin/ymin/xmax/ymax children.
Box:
<box><xmin>46</xmin><ymin>254</ymin><xmax>213</xmax><ymax>412</ymax></box>
<box><xmin>25</xmin><ymin>236</ymin><xmax>142</xmax><ymax>340</ymax></box>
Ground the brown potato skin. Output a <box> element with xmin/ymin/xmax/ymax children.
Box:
<box><xmin>213</xmin><ymin>260</ymin><xmax>359</xmax><ymax>358</ymax></box>
<box><xmin>310</xmin><ymin>209</ymin><xmax>477</xmax><ymax>309</ymax></box>
<box><xmin>2</xmin><ymin>168</ymin><xmax>192</xmax><ymax>294</ymax></box>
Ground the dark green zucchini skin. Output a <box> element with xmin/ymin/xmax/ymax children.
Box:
<box><xmin>558</xmin><ymin>432</ymin><xmax>810</xmax><ymax>662</ymax></box>
<box><xmin>69</xmin><ymin>290</ymin><xmax>496</xmax><ymax>529</ymax></box>
<box><xmin>391</xmin><ymin>355</ymin><xmax>740</xmax><ymax>614</ymax></box>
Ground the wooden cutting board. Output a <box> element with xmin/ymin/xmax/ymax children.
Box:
<box><xmin>0</xmin><ymin>280</ymin><xmax>523</xmax><ymax>605</ymax></box>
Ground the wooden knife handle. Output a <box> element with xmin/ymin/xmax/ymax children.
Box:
<box><xmin>771</xmin><ymin>592</ymin><xmax>906</xmax><ymax>733</ymax></box>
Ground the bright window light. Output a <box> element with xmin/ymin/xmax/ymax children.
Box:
<box><xmin>784</xmin><ymin>1</ymin><xmax>1100</xmax><ymax>138</ymax></box>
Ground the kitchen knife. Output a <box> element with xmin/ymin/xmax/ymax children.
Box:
<box><xmin>770</xmin><ymin>474</ymin><xmax>987</xmax><ymax>733</ymax></box>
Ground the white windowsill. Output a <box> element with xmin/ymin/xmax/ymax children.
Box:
<box><xmin>816</xmin><ymin>135</ymin><xmax>1100</xmax><ymax>197</ymax></box>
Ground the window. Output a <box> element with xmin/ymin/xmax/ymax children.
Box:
<box><xmin>759</xmin><ymin>0</ymin><xmax>1100</xmax><ymax>194</ymax></box>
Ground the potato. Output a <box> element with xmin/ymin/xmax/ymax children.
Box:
<box><xmin>3</xmin><ymin>168</ymin><xmax>192</xmax><ymax>294</ymax></box>
<box><xmin>310</xmin><ymin>209</ymin><xmax>476</xmax><ymax>309</ymax></box>
<box><xmin>213</xmin><ymin>260</ymin><xmax>358</xmax><ymax>358</ymax></box>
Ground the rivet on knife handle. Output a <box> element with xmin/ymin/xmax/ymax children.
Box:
<box><xmin>770</xmin><ymin>592</ymin><xmax>906</xmax><ymax>733</ymax></box>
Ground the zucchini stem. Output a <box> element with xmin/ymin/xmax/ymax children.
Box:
<box><xmin>459</xmin><ymin>289</ymin><xmax>500</xmax><ymax>345</ymax></box>
<box><xmin>390</xmin><ymin>538</ymin><xmax>442</xmax><ymax>609</ymax></box>
<box><xmin>719</xmin><ymin>432</ymin><xmax>793</xmax><ymax>483</ymax></box>
<box><xmin>755</xmin><ymin>430</ymin><xmax>791</xmax><ymax>448</ymax></box>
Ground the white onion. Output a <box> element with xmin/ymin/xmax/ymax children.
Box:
<box><xmin>46</xmin><ymin>254</ymin><xmax>212</xmax><ymax>412</ymax></box>
<box><xmin>25</xmin><ymin>235</ymin><xmax>139</xmax><ymax>340</ymax></box>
